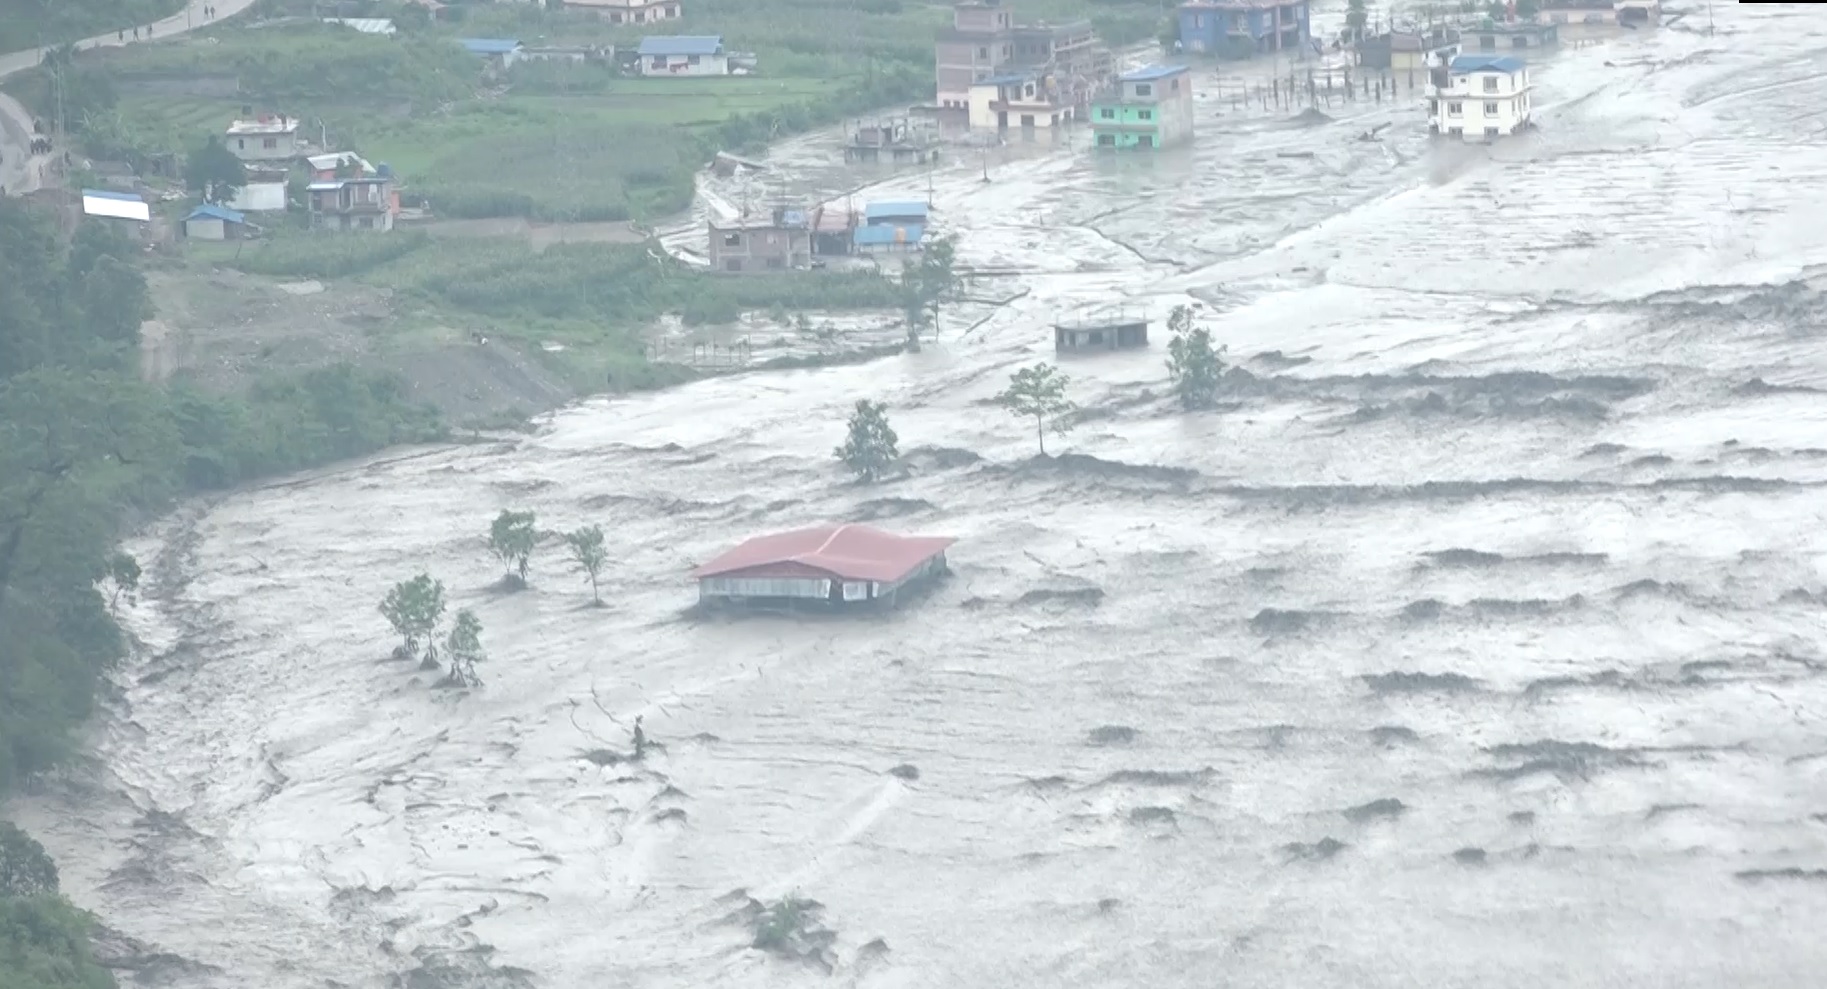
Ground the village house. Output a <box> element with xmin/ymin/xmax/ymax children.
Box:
<box><xmin>1466</xmin><ymin>19</ymin><xmax>1557</xmax><ymax>51</ymax></box>
<box><xmin>934</xmin><ymin>0</ymin><xmax>1110</xmax><ymax>113</ymax></box>
<box><xmin>637</xmin><ymin>36</ymin><xmax>729</xmax><ymax>77</ymax></box>
<box><xmin>80</xmin><ymin>188</ymin><xmax>150</xmax><ymax>223</ymax></box>
<box><xmin>692</xmin><ymin>524</ymin><xmax>955</xmax><ymax>609</ymax></box>
<box><xmin>707</xmin><ymin>206</ymin><xmax>811</xmax><ymax>273</ymax></box>
<box><xmin>1176</xmin><ymin>0</ymin><xmax>1311</xmax><ymax>59</ymax></box>
<box><xmin>458</xmin><ymin>37</ymin><xmax>524</xmax><ymax>69</ymax></box>
<box><xmin>1055</xmin><ymin>312</ymin><xmax>1148</xmax><ymax>353</ymax></box>
<box><xmin>844</xmin><ymin>117</ymin><xmax>939</xmax><ymax>164</ymax></box>
<box><xmin>968</xmin><ymin>70</ymin><xmax>1070</xmax><ymax>132</ymax></box>
<box><xmin>1356</xmin><ymin>26</ymin><xmax>1459</xmax><ymax>72</ymax></box>
<box><xmin>227</xmin><ymin>167</ymin><xmax>288</xmax><ymax>213</ymax></box>
<box><xmin>563</xmin><ymin>0</ymin><xmax>681</xmax><ymax>24</ymax></box>
<box><xmin>1090</xmin><ymin>64</ymin><xmax>1194</xmax><ymax>150</ymax></box>
<box><xmin>182</xmin><ymin>204</ymin><xmax>252</xmax><ymax>241</ymax></box>
<box><xmin>1615</xmin><ymin>0</ymin><xmax>1658</xmax><ymax>25</ymax></box>
<box><xmin>308</xmin><ymin>162</ymin><xmax>400</xmax><ymax>232</ymax></box>
<box><xmin>1428</xmin><ymin>53</ymin><xmax>1532</xmax><ymax>141</ymax></box>
<box><xmin>225</xmin><ymin>113</ymin><xmax>300</xmax><ymax>162</ymax></box>
<box><xmin>854</xmin><ymin>201</ymin><xmax>927</xmax><ymax>255</ymax></box>
<box><xmin>809</xmin><ymin>203</ymin><xmax>860</xmax><ymax>256</ymax></box>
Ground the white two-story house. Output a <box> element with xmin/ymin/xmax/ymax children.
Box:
<box><xmin>1427</xmin><ymin>54</ymin><xmax>1532</xmax><ymax>141</ymax></box>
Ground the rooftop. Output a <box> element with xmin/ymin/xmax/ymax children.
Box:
<box><xmin>226</xmin><ymin>115</ymin><xmax>297</xmax><ymax>135</ymax></box>
<box><xmin>977</xmin><ymin>73</ymin><xmax>1037</xmax><ymax>86</ymax></box>
<box><xmin>637</xmin><ymin>35</ymin><xmax>724</xmax><ymax>57</ymax></box>
<box><xmin>1178</xmin><ymin>0</ymin><xmax>1302</xmax><ymax>9</ymax></box>
<box><xmin>307</xmin><ymin>151</ymin><xmax>375</xmax><ymax>174</ymax></box>
<box><xmin>80</xmin><ymin>189</ymin><xmax>150</xmax><ymax>222</ymax></box>
<box><xmin>864</xmin><ymin>200</ymin><xmax>929</xmax><ymax>221</ymax></box>
<box><xmin>322</xmin><ymin>17</ymin><xmax>395</xmax><ymax>34</ymax></box>
<box><xmin>458</xmin><ymin>38</ymin><xmax>522</xmax><ymax>55</ymax></box>
<box><xmin>1120</xmin><ymin>64</ymin><xmax>1190</xmax><ymax>83</ymax></box>
<box><xmin>1450</xmin><ymin>54</ymin><xmax>1527</xmax><ymax>74</ymax></box>
<box><xmin>692</xmin><ymin>524</ymin><xmax>955</xmax><ymax>583</ymax></box>
<box><xmin>186</xmin><ymin>203</ymin><xmax>247</xmax><ymax>224</ymax></box>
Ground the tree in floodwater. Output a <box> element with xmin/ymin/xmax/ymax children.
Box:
<box><xmin>380</xmin><ymin>572</ymin><xmax>446</xmax><ymax>665</ymax></box>
<box><xmin>445</xmin><ymin>608</ymin><xmax>485</xmax><ymax>687</ymax></box>
<box><xmin>1164</xmin><ymin>304</ymin><xmax>1226</xmax><ymax>410</ymax></box>
<box><xmin>106</xmin><ymin>551</ymin><xmax>140</xmax><ymax>612</ymax></box>
<box><xmin>1346</xmin><ymin>0</ymin><xmax>1368</xmax><ymax>41</ymax></box>
<box><xmin>0</xmin><ymin>821</ymin><xmax>58</xmax><ymax>897</ymax></box>
<box><xmin>488</xmin><ymin>509</ymin><xmax>537</xmax><ymax>589</ymax></box>
<box><xmin>835</xmin><ymin>399</ymin><xmax>900</xmax><ymax>482</ymax></box>
<box><xmin>996</xmin><ymin>362</ymin><xmax>1076</xmax><ymax>456</ymax></box>
<box><xmin>564</xmin><ymin>524</ymin><xmax>608</xmax><ymax>606</ymax></box>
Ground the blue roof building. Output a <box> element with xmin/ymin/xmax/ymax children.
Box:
<box><xmin>458</xmin><ymin>38</ymin><xmax>523</xmax><ymax>66</ymax></box>
<box><xmin>636</xmin><ymin>36</ymin><xmax>729</xmax><ymax>76</ymax></box>
<box><xmin>636</xmin><ymin>35</ymin><xmax>724</xmax><ymax>57</ymax></box>
<box><xmin>1449</xmin><ymin>54</ymin><xmax>1525</xmax><ymax>74</ymax></box>
<box><xmin>1431</xmin><ymin>52</ymin><xmax>1533</xmax><ymax>141</ymax></box>
<box><xmin>1176</xmin><ymin>1</ymin><xmax>1311</xmax><ymax>59</ymax></box>
<box><xmin>863</xmin><ymin>201</ymin><xmax>928</xmax><ymax>224</ymax></box>
<box><xmin>854</xmin><ymin>223</ymin><xmax>924</xmax><ymax>252</ymax></box>
<box><xmin>182</xmin><ymin>203</ymin><xmax>250</xmax><ymax>239</ymax></box>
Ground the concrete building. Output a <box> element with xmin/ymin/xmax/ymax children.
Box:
<box><xmin>80</xmin><ymin>188</ymin><xmax>150</xmax><ymax>223</ymax></box>
<box><xmin>1465</xmin><ymin>20</ymin><xmax>1557</xmax><ymax>52</ymax></box>
<box><xmin>1356</xmin><ymin>27</ymin><xmax>1459</xmax><ymax>72</ymax></box>
<box><xmin>934</xmin><ymin>1</ymin><xmax>1110</xmax><ymax>112</ymax></box>
<box><xmin>708</xmin><ymin>206</ymin><xmax>811</xmax><ymax>272</ymax></box>
<box><xmin>1055</xmin><ymin>313</ymin><xmax>1148</xmax><ymax>353</ymax></box>
<box><xmin>1090</xmin><ymin>64</ymin><xmax>1194</xmax><ymax>150</ymax></box>
<box><xmin>308</xmin><ymin>164</ymin><xmax>400</xmax><ymax>232</ymax></box>
<box><xmin>227</xmin><ymin>168</ymin><xmax>288</xmax><ymax>213</ymax></box>
<box><xmin>1428</xmin><ymin>54</ymin><xmax>1532</xmax><ymax>141</ymax></box>
<box><xmin>564</xmin><ymin>0</ymin><xmax>682</xmax><ymax>24</ymax></box>
<box><xmin>968</xmin><ymin>71</ymin><xmax>1069</xmax><ymax>132</ymax></box>
<box><xmin>1176</xmin><ymin>0</ymin><xmax>1311</xmax><ymax>59</ymax></box>
<box><xmin>182</xmin><ymin>203</ymin><xmax>250</xmax><ymax>241</ymax></box>
<box><xmin>636</xmin><ymin>36</ymin><xmax>729</xmax><ymax>76</ymax></box>
<box><xmin>225</xmin><ymin>113</ymin><xmax>300</xmax><ymax>162</ymax></box>
<box><xmin>457</xmin><ymin>38</ymin><xmax>524</xmax><ymax>68</ymax></box>
<box><xmin>844</xmin><ymin>117</ymin><xmax>939</xmax><ymax>164</ymax></box>
<box><xmin>692</xmin><ymin>524</ymin><xmax>955</xmax><ymax>608</ymax></box>
<box><xmin>854</xmin><ymin>200</ymin><xmax>928</xmax><ymax>255</ymax></box>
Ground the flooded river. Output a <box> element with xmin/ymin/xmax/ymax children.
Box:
<box><xmin>13</xmin><ymin>5</ymin><xmax>1827</xmax><ymax>987</ymax></box>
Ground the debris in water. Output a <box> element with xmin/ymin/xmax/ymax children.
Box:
<box><xmin>888</xmin><ymin>764</ymin><xmax>920</xmax><ymax>781</ymax></box>
<box><xmin>1452</xmin><ymin>847</ymin><xmax>1488</xmax><ymax>865</ymax></box>
<box><xmin>1362</xmin><ymin>671</ymin><xmax>1481</xmax><ymax>694</ymax></box>
<box><xmin>1344</xmin><ymin>798</ymin><xmax>1406</xmax><ymax>823</ymax></box>
<box><xmin>1284</xmin><ymin>837</ymin><xmax>1346</xmax><ymax>861</ymax></box>
<box><xmin>1087</xmin><ymin>725</ymin><xmax>1138</xmax><ymax>746</ymax></box>
<box><xmin>1370</xmin><ymin>726</ymin><xmax>1419</xmax><ymax>746</ymax></box>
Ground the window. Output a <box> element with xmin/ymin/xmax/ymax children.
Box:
<box><xmin>1138</xmin><ymin>108</ymin><xmax>1153</xmax><ymax>120</ymax></box>
<box><xmin>766</xmin><ymin>257</ymin><xmax>784</xmax><ymax>269</ymax></box>
<box><xmin>1100</xmin><ymin>107</ymin><xmax>1114</xmax><ymax>119</ymax></box>
<box><xmin>722</xmin><ymin>232</ymin><xmax>742</xmax><ymax>247</ymax></box>
<box><xmin>1138</xmin><ymin>135</ymin><xmax>1154</xmax><ymax>148</ymax></box>
<box><xmin>765</xmin><ymin>232</ymin><xmax>779</xmax><ymax>245</ymax></box>
<box><xmin>688</xmin><ymin>55</ymin><xmax>700</xmax><ymax>65</ymax></box>
<box><xmin>978</xmin><ymin>46</ymin><xmax>989</xmax><ymax>58</ymax></box>
<box><xmin>1447</xmin><ymin>101</ymin><xmax>1462</xmax><ymax>116</ymax></box>
<box><xmin>610</xmin><ymin>12</ymin><xmax>622</xmax><ymax>22</ymax></box>
<box><xmin>359</xmin><ymin>216</ymin><xmax>374</xmax><ymax>229</ymax></box>
<box><xmin>651</xmin><ymin>57</ymin><xmax>665</xmax><ymax>69</ymax></box>
<box><xmin>236</xmin><ymin>138</ymin><xmax>245</xmax><ymax>150</ymax></box>
<box><xmin>1484</xmin><ymin>127</ymin><xmax>1499</xmax><ymax>137</ymax></box>
<box><xmin>1002</xmin><ymin>45</ymin><xmax>1010</xmax><ymax>57</ymax></box>
<box><xmin>1135</xmin><ymin>83</ymin><xmax>1153</xmax><ymax>97</ymax></box>
<box><xmin>1483</xmin><ymin>76</ymin><xmax>1498</xmax><ymax>93</ymax></box>
<box><xmin>1020</xmin><ymin>114</ymin><xmax>1034</xmax><ymax>126</ymax></box>
<box><xmin>1097</xmin><ymin>133</ymin><xmax>1115</xmax><ymax>146</ymax></box>
<box><xmin>1484</xmin><ymin>101</ymin><xmax>1497</xmax><ymax>114</ymax></box>
<box><xmin>1171</xmin><ymin>78</ymin><xmax>1179</xmax><ymax>92</ymax></box>
<box><xmin>262</xmin><ymin>137</ymin><xmax>277</xmax><ymax>149</ymax></box>
<box><xmin>1479</xmin><ymin>34</ymin><xmax>1495</xmax><ymax>50</ymax></box>
<box><xmin>1513</xmin><ymin>35</ymin><xmax>1527</xmax><ymax>47</ymax></box>
<box><xmin>1193</xmin><ymin>13</ymin><xmax>1203</xmax><ymax>27</ymax></box>
<box><xmin>724</xmin><ymin>258</ymin><xmax>743</xmax><ymax>272</ymax></box>
<box><xmin>1447</xmin><ymin>127</ymin><xmax>1462</xmax><ymax>137</ymax></box>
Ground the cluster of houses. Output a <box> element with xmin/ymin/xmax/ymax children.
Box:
<box><xmin>181</xmin><ymin>112</ymin><xmax>401</xmax><ymax>240</ymax></box>
<box><xmin>454</xmin><ymin>34</ymin><xmax>752</xmax><ymax>77</ymax></box>
<box><xmin>705</xmin><ymin>200</ymin><xmax>931</xmax><ymax>273</ymax></box>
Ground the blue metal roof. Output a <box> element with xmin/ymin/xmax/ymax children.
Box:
<box><xmin>864</xmin><ymin>201</ymin><xmax>928</xmax><ymax>221</ymax></box>
<box><xmin>1450</xmin><ymin>54</ymin><xmax>1525</xmax><ymax>74</ymax></box>
<box><xmin>1120</xmin><ymin>64</ymin><xmax>1189</xmax><ymax>82</ymax></box>
<box><xmin>637</xmin><ymin>35</ymin><xmax>724</xmax><ymax>56</ymax></box>
<box><xmin>458</xmin><ymin>38</ymin><xmax>521</xmax><ymax>55</ymax></box>
<box><xmin>81</xmin><ymin>188</ymin><xmax>143</xmax><ymax>202</ymax></box>
<box><xmin>185</xmin><ymin>204</ymin><xmax>246</xmax><ymax>224</ymax></box>
<box><xmin>854</xmin><ymin>223</ymin><xmax>925</xmax><ymax>246</ymax></box>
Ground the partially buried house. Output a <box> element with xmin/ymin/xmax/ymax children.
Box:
<box><xmin>692</xmin><ymin>524</ymin><xmax>955</xmax><ymax>609</ymax></box>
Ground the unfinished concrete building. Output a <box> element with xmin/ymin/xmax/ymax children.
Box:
<box><xmin>935</xmin><ymin>0</ymin><xmax>1111</xmax><ymax>114</ymax></box>
<box><xmin>706</xmin><ymin>206</ymin><xmax>811</xmax><ymax>273</ymax></box>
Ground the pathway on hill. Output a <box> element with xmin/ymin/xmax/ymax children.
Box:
<box><xmin>0</xmin><ymin>0</ymin><xmax>258</xmax><ymax>196</ymax></box>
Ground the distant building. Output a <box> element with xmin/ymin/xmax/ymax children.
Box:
<box><xmin>844</xmin><ymin>117</ymin><xmax>939</xmax><ymax>164</ymax></box>
<box><xmin>80</xmin><ymin>188</ymin><xmax>150</xmax><ymax>222</ymax></box>
<box><xmin>564</xmin><ymin>0</ymin><xmax>682</xmax><ymax>24</ymax></box>
<box><xmin>1356</xmin><ymin>27</ymin><xmax>1459</xmax><ymax>72</ymax></box>
<box><xmin>636</xmin><ymin>35</ymin><xmax>728</xmax><ymax>76</ymax></box>
<box><xmin>854</xmin><ymin>200</ymin><xmax>927</xmax><ymax>254</ymax></box>
<box><xmin>182</xmin><ymin>203</ymin><xmax>251</xmax><ymax>241</ymax></box>
<box><xmin>1090</xmin><ymin>64</ymin><xmax>1193</xmax><ymax>150</ymax></box>
<box><xmin>227</xmin><ymin>167</ymin><xmax>288</xmax><ymax>212</ymax></box>
<box><xmin>457</xmin><ymin>37</ymin><xmax>524</xmax><ymax>68</ymax></box>
<box><xmin>968</xmin><ymin>71</ymin><xmax>1069</xmax><ymax>131</ymax></box>
<box><xmin>321</xmin><ymin>17</ymin><xmax>395</xmax><ymax>34</ymax></box>
<box><xmin>1614</xmin><ymin>0</ymin><xmax>1658</xmax><ymax>25</ymax></box>
<box><xmin>1055</xmin><ymin>312</ymin><xmax>1148</xmax><ymax>353</ymax></box>
<box><xmin>692</xmin><ymin>524</ymin><xmax>955</xmax><ymax>608</ymax></box>
<box><xmin>810</xmin><ymin>203</ymin><xmax>859</xmax><ymax>256</ymax></box>
<box><xmin>1428</xmin><ymin>54</ymin><xmax>1532</xmax><ymax>140</ymax></box>
<box><xmin>934</xmin><ymin>1</ymin><xmax>1111</xmax><ymax>112</ymax></box>
<box><xmin>225</xmin><ymin>113</ymin><xmax>299</xmax><ymax>162</ymax></box>
<box><xmin>308</xmin><ymin>163</ymin><xmax>400</xmax><ymax>232</ymax></box>
<box><xmin>1177</xmin><ymin>0</ymin><xmax>1311</xmax><ymax>59</ymax></box>
<box><xmin>1465</xmin><ymin>20</ymin><xmax>1557</xmax><ymax>52</ymax></box>
<box><xmin>708</xmin><ymin>206</ymin><xmax>811</xmax><ymax>273</ymax></box>
<box><xmin>306</xmin><ymin>151</ymin><xmax>374</xmax><ymax>180</ymax></box>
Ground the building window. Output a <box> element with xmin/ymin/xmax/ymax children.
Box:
<box><xmin>1447</xmin><ymin>101</ymin><xmax>1462</xmax><ymax>116</ymax></box>
<box><xmin>1135</xmin><ymin>83</ymin><xmax>1152</xmax><ymax>97</ymax></box>
<box><xmin>1448</xmin><ymin>127</ymin><xmax>1462</xmax><ymax>137</ymax></box>
<box><xmin>262</xmin><ymin>137</ymin><xmax>277</xmax><ymax>149</ymax></box>
<box><xmin>1171</xmin><ymin>78</ymin><xmax>1179</xmax><ymax>92</ymax></box>
<box><xmin>651</xmin><ymin>57</ymin><xmax>665</xmax><ymax>69</ymax></box>
<box><xmin>767</xmin><ymin>258</ymin><xmax>784</xmax><ymax>269</ymax></box>
<box><xmin>1485</xmin><ymin>127</ymin><xmax>1499</xmax><ymax>137</ymax></box>
<box><xmin>1138</xmin><ymin>109</ymin><xmax>1153</xmax><ymax>120</ymax></box>
<box><xmin>724</xmin><ymin>258</ymin><xmax>742</xmax><ymax>272</ymax></box>
<box><xmin>978</xmin><ymin>46</ymin><xmax>988</xmax><ymax>58</ymax></box>
<box><xmin>1021</xmin><ymin>113</ymin><xmax>1034</xmax><ymax>126</ymax></box>
<box><xmin>722</xmin><ymin>232</ymin><xmax>742</xmax><ymax>247</ymax></box>
<box><xmin>688</xmin><ymin>55</ymin><xmax>700</xmax><ymax>65</ymax></box>
<box><xmin>1483</xmin><ymin>76</ymin><xmax>1498</xmax><ymax>93</ymax></box>
<box><xmin>1484</xmin><ymin>101</ymin><xmax>1498</xmax><ymax>114</ymax></box>
<box><xmin>1097</xmin><ymin>133</ymin><xmax>1115</xmax><ymax>146</ymax></box>
<box><xmin>1479</xmin><ymin>34</ymin><xmax>1495</xmax><ymax>49</ymax></box>
<box><xmin>1002</xmin><ymin>45</ymin><xmax>1010</xmax><ymax>56</ymax></box>
<box><xmin>359</xmin><ymin>216</ymin><xmax>374</xmax><ymax>229</ymax></box>
<box><xmin>1513</xmin><ymin>35</ymin><xmax>1527</xmax><ymax>47</ymax></box>
<box><xmin>1100</xmin><ymin>108</ymin><xmax>1114</xmax><ymax>119</ymax></box>
<box><xmin>236</xmin><ymin>138</ymin><xmax>245</xmax><ymax>150</ymax></box>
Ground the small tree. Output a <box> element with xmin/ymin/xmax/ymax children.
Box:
<box><xmin>996</xmin><ymin>363</ymin><xmax>1076</xmax><ymax>455</ymax></box>
<box><xmin>489</xmin><ymin>510</ymin><xmax>538</xmax><ymax>588</ymax></box>
<box><xmin>445</xmin><ymin>609</ymin><xmax>486</xmax><ymax>687</ymax></box>
<box><xmin>106</xmin><ymin>550</ymin><xmax>141</xmax><ymax>611</ymax></box>
<box><xmin>564</xmin><ymin>524</ymin><xmax>608</xmax><ymax>606</ymax></box>
<box><xmin>835</xmin><ymin>399</ymin><xmax>900</xmax><ymax>482</ymax></box>
<box><xmin>1514</xmin><ymin>0</ymin><xmax>1539</xmax><ymax>18</ymax></box>
<box><xmin>1346</xmin><ymin>0</ymin><xmax>1368</xmax><ymax>40</ymax></box>
<box><xmin>183</xmin><ymin>136</ymin><xmax>246</xmax><ymax>206</ymax></box>
<box><xmin>1164</xmin><ymin>305</ymin><xmax>1226</xmax><ymax>410</ymax></box>
<box><xmin>0</xmin><ymin>822</ymin><xmax>59</xmax><ymax>897</ymax></box>
<box><xmin>379</xmin><ymin>573</ymin><xmax>446</xmax><ymax>665</ymax></box>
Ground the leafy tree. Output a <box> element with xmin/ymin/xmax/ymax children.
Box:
<box><xmin>445</xmin><ymin>608</ymin><xmax>485</xmax><ymax>687</ymax></box>
<box><xmin>1515</xmin><ymin>0</ymin><xmax>1539</xmax><ymax>18</ymax></box>
<box><xmin>183</xmin><ymin>136</ymin><xmax>247</xmax><ymax>207</ymax></box>
<box><xmin>379</xmin><ymin>573</ymin><xmax>446</xmax><ymax>664</ymax></box>
<box><xmin>488</xmin><ymin>510</ymin><xmax>537</xmax><ymax>588</ymax></box>
<box><xmin>996</xmin><ymin>363</ymin><xmax>1076</xmax><ymax>456</ymax></box>
<box><xmin>1347</xmin><ymin>0</ymin><xmax>1369</xmax><ymax>39</ymax></box>
<box><xmin>564</xmin><ymin>524</ymin><xmax>608</xmax><ymax>606</ymax></box>
<box><xmin>899</xmin><ymin>235</ymin><xmax>958</xmax><ymax>349</ymax></box>
<box><xmin>0</xmin><ymin>822</ymin><xmax>58</xmax><ymax>897</ymax></box>
<box><xmin>835</xmin><ymin>399</ymin><xmax>899</xmax><ymax>482</ymax></box>
<box><xmin>0</xmin><ymin>895</ymin><xmax>114</xmax><ymax>989</ymax></box>
<box><xmin>105</xmin><ymin>551</ymin><xmax>139</xmax><ymax>611</ymax></box>
<box><xmin>1164</xmin><ymin>305</ymin><xmax>1226</xmax><ymax>410</ymax></box>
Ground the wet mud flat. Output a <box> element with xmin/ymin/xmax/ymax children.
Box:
<box><xmin>12</xmin><ymin>7</ymin><xmax>1827</xmax><ymax>989</ymax></box>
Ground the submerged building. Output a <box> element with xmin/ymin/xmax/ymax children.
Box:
<box><xmin>1089</xmin><ymin>64</ymin><xmax>1194</xmax><ymax>150</ymax></box>
<box><xmin>1176</xmin><ymin>0</ymin><xmax>1312</xmax><ymax>59</ymax></box>
<box><xmin>693</xmin><ymin>524</ymin><xmax>955</xmax><ymax>608</ymax></box>
<box><xmin>1427</xmin><ymin>54</ymin><xmax>1533</xmax><ymax>141</ymax></box>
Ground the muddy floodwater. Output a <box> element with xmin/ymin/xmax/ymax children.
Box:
<box><xmin>14</xmin><ymin>7</ymin><xmax>1827</xmax><ymax>988</ymax></box>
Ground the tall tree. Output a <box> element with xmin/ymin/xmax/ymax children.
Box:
<box><xmin>489</xmin><ymin>510</ymin><xmax>538</xmax><ymax>588</ymax></box>
<box><xmin>1347</xmin><ymin>0</ymin><xmax>1369</xmax><ymax>39</ymax></box>
<box><xmin>835</xmin><ymin>399</ymin><xmax>900</xmax><ymax>482</ymax></box>
<box><xmin>445</xmin><ymin>609</ymin><xmax>485</xmax><ymax>687</ymax></box>
<box><xmin>1164</xmin><ymin>304</ymin><xmax>1226</xmax><ymax>410</ymax></box>
<box><xmin>379</xmin><ymin>573</ymin><xmax>446</xmax><ymax>664</ymax></box>
<box><xmin>183</xmin><ymin>136</ymin><xmax>246</xmax><ymax>206</ymax></box>
<box><xmin>0</xmin><ymin>822</ymin><xmax>58</xmax><ymax>897</ymax></box>
<box><xmin>564</xmin><ymin>524</ymin><xmax>608</xmax><ymax>606</ymax></box>
<box><xmin>996</xmin><ymin>363</ymin><xmax>1076</xmax><ymax>456</ymax></box>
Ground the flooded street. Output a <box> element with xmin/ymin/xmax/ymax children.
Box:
<box><xmin>14</xmin><ymin>6</ymin><xmax>1827</xmax><ymax>987</ymax></box>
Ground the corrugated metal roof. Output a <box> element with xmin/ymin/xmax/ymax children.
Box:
<box><xmin>854</xmin><ymin>223</ymin><xmax>924</xmax><ymax>246</ymax></box>
<box><xmin>323</xmin><ymin>17</ymin><xmax>396</xmax><ymax>34</ymax></box>
<box><xmin>307</xmin><ymin>152</ymin><xmax>374</xmax><ymax>173</ymax></box>
<box><xmin>458</xmin><ymin>38</ymin><xmax>522</xmax><ymax>55</ymax></box>
<box><xmin>1120</xmin><ymin>64</ymin><xmax>1189</xmax><ymax>82</ymax></box>
<box><xmin>864</xmin><ymin>200</ymin><xmax>928</xmax><ymax>220</ymax></box>
<box><xmin>692</xmin><ymin>524</ymin><xmax>955</xmax><ymax>583</ymax></box>
<box><xmin>81</xmin><ymin>189</ymin><xmax>150</xmax><ymax>221</ymax></box>
<box><xmin>1450</xmin><ymin>54</ymin><xmax>1526</xmax><ymax>74</ymax></box>
<box><xmin>637</xmin><ymin>35</ymin><xmax>723</xmax><ymax>56</ymax></box>
<box><xmin>186</xmin><ymin>204</ymin><xmax>247</xmax><ymax>224</ymax></box>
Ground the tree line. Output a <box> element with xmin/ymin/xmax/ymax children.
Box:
<box><xmin>837</xmin><ymin>303</ymin><xmax>1227</xmax><ymax>478</ymax></box>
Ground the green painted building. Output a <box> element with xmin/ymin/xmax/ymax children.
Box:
<box><xmin>1089</xmin><ymin>64</ymin><xmax>1194</xmax><ymax>151</ymax></box>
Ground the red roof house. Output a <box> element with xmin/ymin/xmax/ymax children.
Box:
<box><xmin>693</xmin><ymin>524</ymin><xmax>955</xmax><ymax>606</ymax></box>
